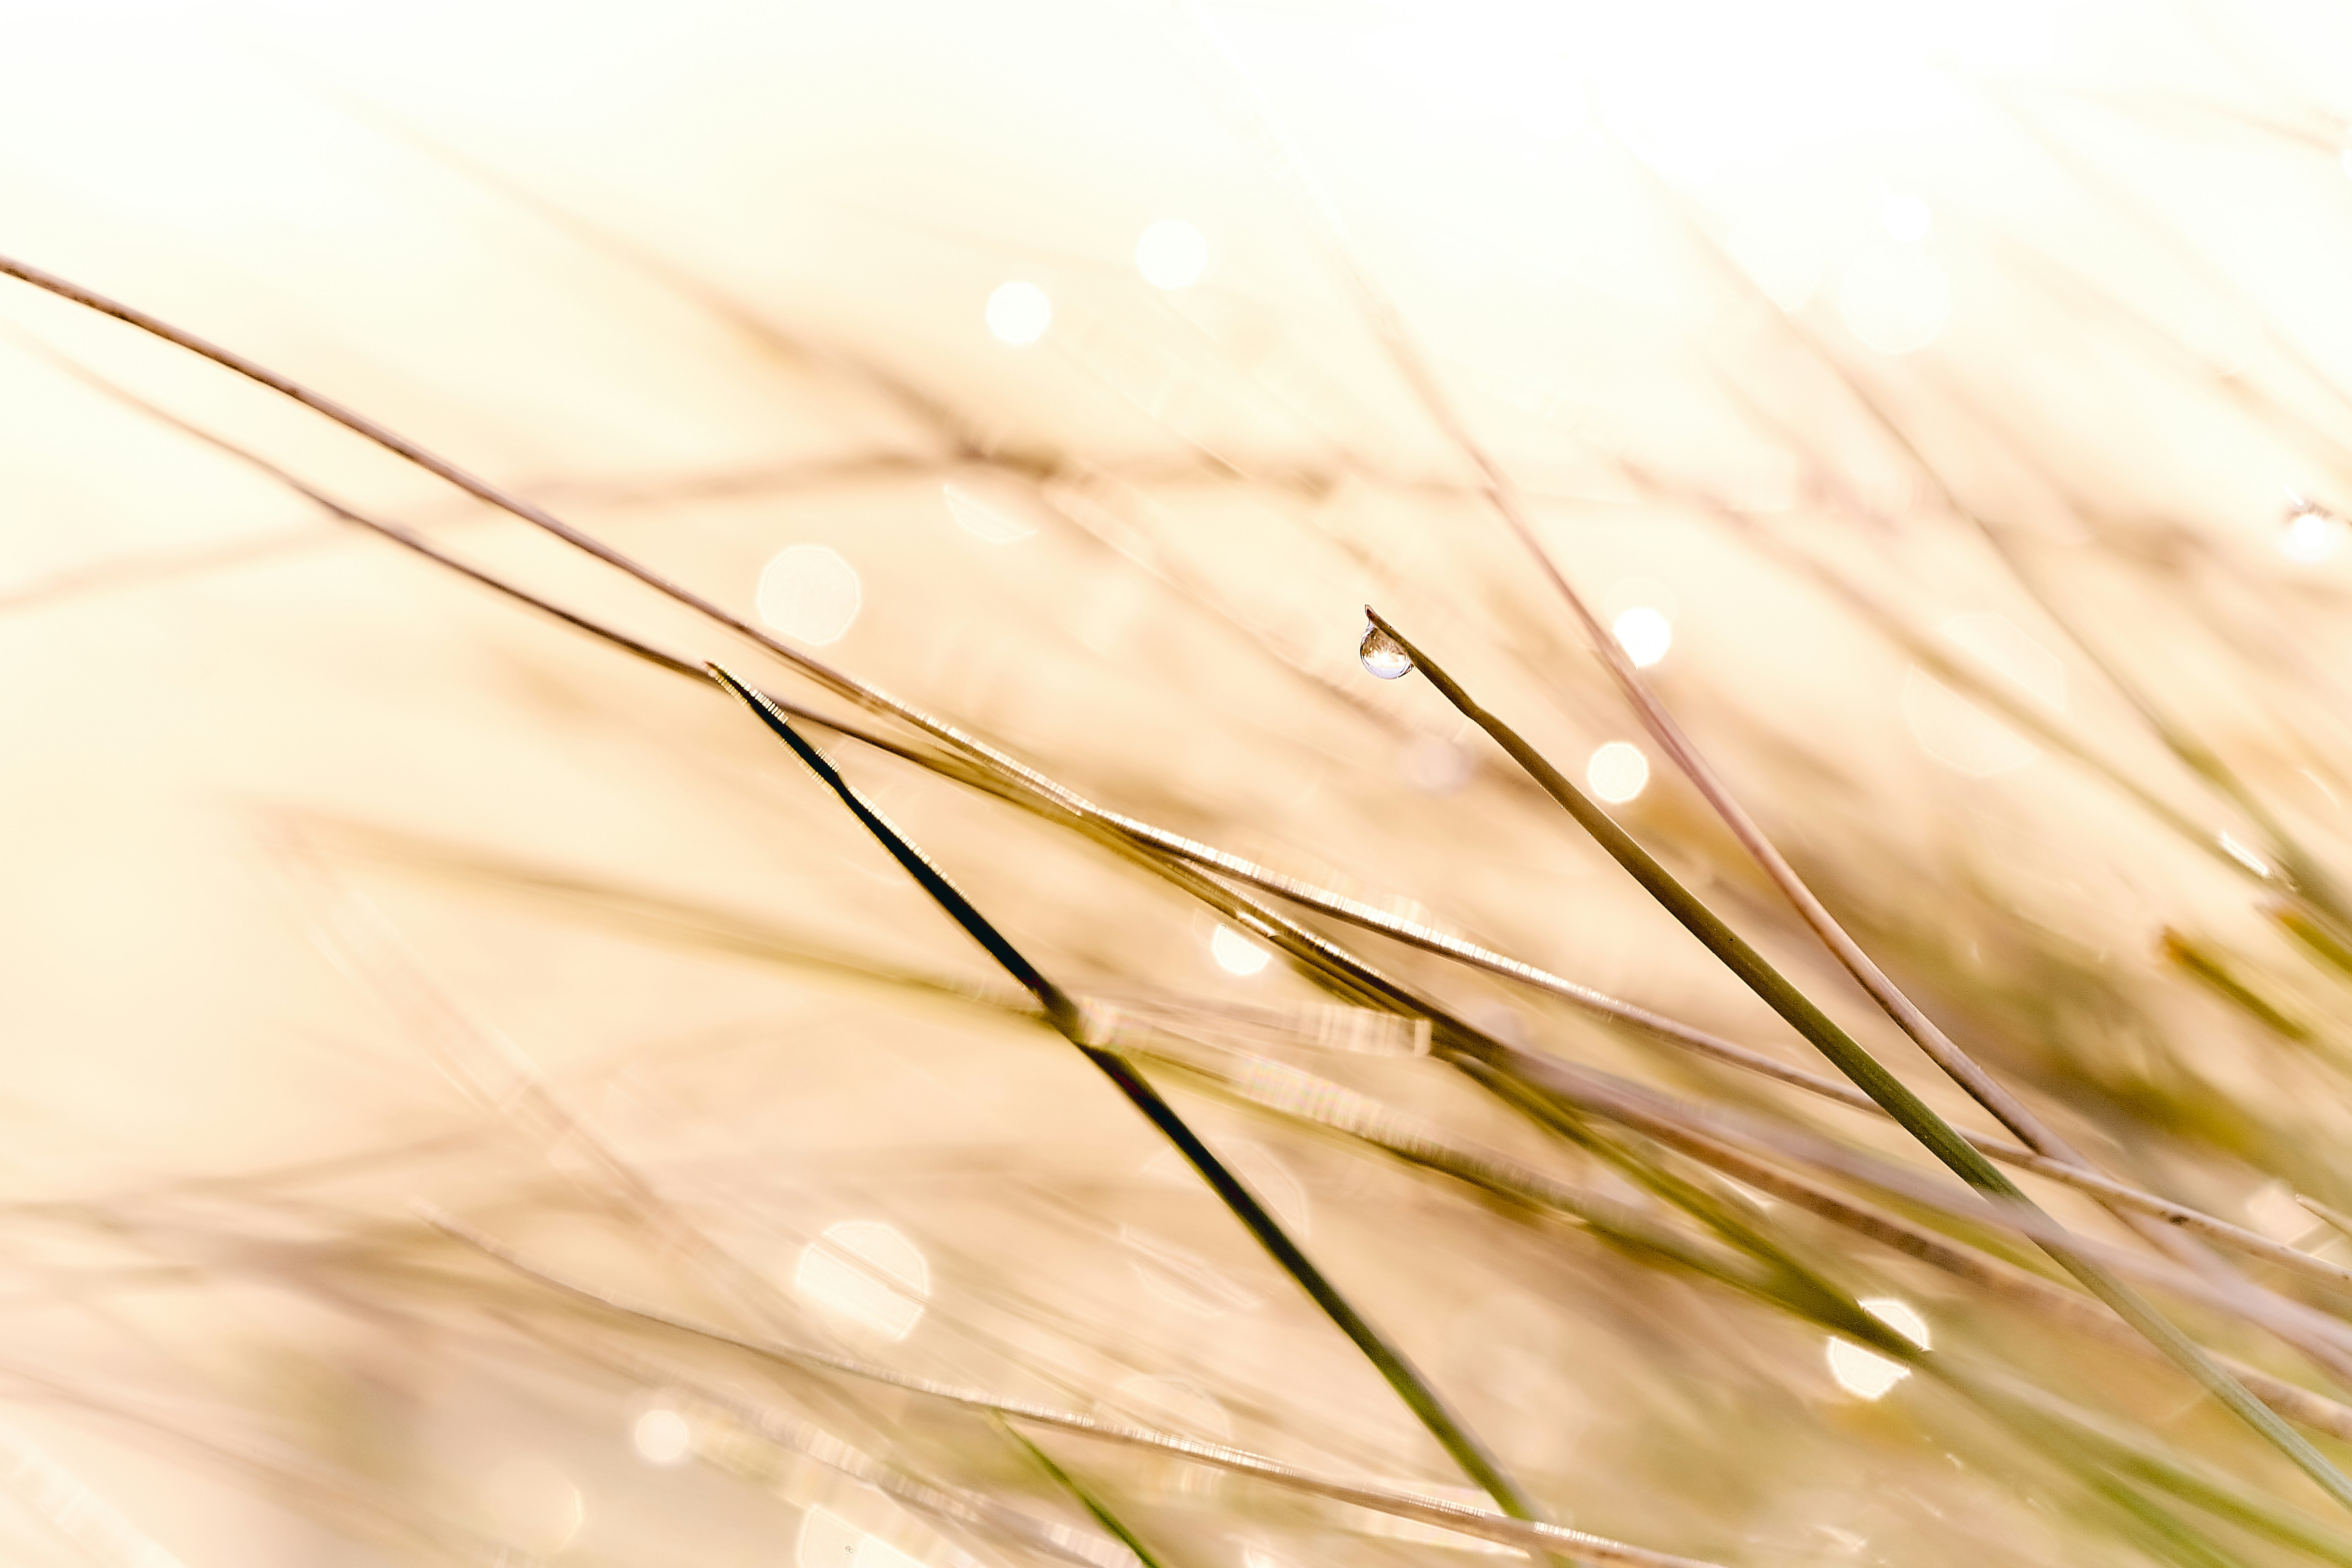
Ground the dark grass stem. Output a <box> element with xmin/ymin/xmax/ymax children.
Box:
<box><xmin>1362</xmin><ymin>608</ymin><xmax>2352</xmax><ymax>1516</ymax></box>
<box><xmin>699</xmin><ymin>663</ymin><xmax>1555</xmax><ymax>1536</ymax></box>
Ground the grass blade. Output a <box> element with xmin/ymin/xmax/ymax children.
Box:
<box><xmin>1362</xmin><ymin>608</ymin><xmax>2352</xmax><ymax>1516</ymax></box>
<box><xmin>1146</xmin><ymin>1036</ymin><xmax>2352</xmax><ymax>1446</ymax></box>
<box><xmin>700</xmin><ymin>661</ymin><xmax>1555</xmax><ymax>1535</ymax></box>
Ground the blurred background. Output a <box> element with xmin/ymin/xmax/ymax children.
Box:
<box><xmin>9</xmin><ymin>1</ymin><xmax>2352</xmax><ymax>1563</ymax></box>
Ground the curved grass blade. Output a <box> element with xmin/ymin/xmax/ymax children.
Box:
<box><xmin>700</xmin><ymin>662</ymin><xmax>1555</xmax><ymax>1537</ymax></box>
<box><xmin>1361</xmin><ymin>607</ymin><xmax>2352</xmax><ymax>1515</ymax></box>
<box><xmin>1189</xmin><ymin>33</ymin><xmax>2352</xmax><ymax>1422</ymax></box>
<box><xmin>315</xmin><ymin>726</ymin><xmax>2352</xmax><ymax>1306</ymax></box>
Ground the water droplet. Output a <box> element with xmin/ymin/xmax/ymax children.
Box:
<box><xmin>1359</xmin><ymin>624</ymin><xmax>1413</xmax><ymax>679</ymax></box>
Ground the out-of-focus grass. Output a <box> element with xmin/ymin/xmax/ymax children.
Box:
<box><xmin>8</xmin><ymin>4</ymin><xmax>2352</xmax><ymax>1566</ymax></box>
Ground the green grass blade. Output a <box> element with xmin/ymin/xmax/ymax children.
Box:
<box><xmin>1362</xmin><ymin>610</ymin><xmax>2352</xmax><ymax>1516</ymax></box>
<box><xmin>993</xmin><ymin>1417</ymin><xmax>1170</xmax><ymax>1568</ymax></box>
<box><xmin>702</xmin><ymin>661</ymin><xmax>1555</xmax><ymax>1534</ymax></box>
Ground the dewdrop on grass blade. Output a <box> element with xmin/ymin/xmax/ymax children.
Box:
<box><xmin>1360</xmin><ymin>623</ymin><xmax>1413</xmax><ymax>678</ymax></box>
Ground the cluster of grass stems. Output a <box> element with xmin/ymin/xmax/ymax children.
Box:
<box><xmin>10</xmin><ymin>52</ymin><xmax>2352</xmax><ymax>1568</ymax></box>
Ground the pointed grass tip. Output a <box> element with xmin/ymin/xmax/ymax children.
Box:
<box><xmin>703</xmin><ymin>659</ymin><xmax>764</xmax><ymax>710</ymax></box>
<box><xmin>705</xmin><ymin>660</ymin><xmax>828</xmax><ymax>769</ymax></box>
